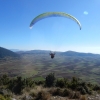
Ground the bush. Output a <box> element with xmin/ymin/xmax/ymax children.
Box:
<box><xmin>45</xmin><ymin>73</ymin><xmax>56</xmax><ymax>87</ymax></box>
<box><xmin>35</xmin><ymin>80</ymin><xmax>45</xmax><ymax>85</ymax></box>
<box><xmin>35</xmin><ymin>91</ymin><xmax>51</xmax><ymax>100</ymax></box>
<box><xmin>81</xmin><ymin>87</ymin><xmax>87</xmax><ymax>95</ymax></box>
<box><xmin>73</xmin><ymin>92</ymin><xmax>81</xmax><ymax>99</ymax></box>
<box><xmin>56</xmin><ymin>79</ymin><xmax>66</xmax><ymax>88</ymax></box>
<box><xmin>30</xmin><ymin>91</ymin><xmax>37</xmax><ymax>97</ymax></box>
<box><xmin>0</xmin><ymin>94</ymin><xmax>6</xmax><ymax>100</ymax></box>
<box><xmin>51</xmin><ymin>88</ymin><xmax>63</xmax><ymax>96</ymax></box>
<box><xmin>93</xmin><ymin>85</ymin><xmax>100</xmax><ymax>91</ymax></box>
<box><xmin>77</xmin><ymin>86</ymin><xmax>87</xmax><ymax>95</ymax></box>
<box><xmin>62</xmin><ymin>88</ymin><xmax>72</xmax><ymax>97</ymax></box>
<box><xmin>0</xmin><ymin>74</ymin><xmax>10</xmax><ymax>85</ymax></box>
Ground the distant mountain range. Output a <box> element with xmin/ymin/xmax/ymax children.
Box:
<box><xmin>61</xmin><ymin>51</ymin><xmax>100</xmax><ymax>57</ymax></box>
<box><xmin>0</xmin><ymin>47</ymin><xmax>20</xmax><ymax>58</ymax></box>
<box><xmin>16</xmin><ymin>50</ymin><xmax>50</xmax><ymax>54</ymax></box>
<box><xmin>16</xmin><ymin>49</ymin><xmax>100</xmax><ymax>57</ymax></box>
<box><xmin>1</xmin><ymin>47</ymin><xmax>100</xmax><ymax>58</ymax></box>
<box><xmin>1</xmin><ymin>47</ymin><xmax>100</xmax><ymax>84</ymax></box>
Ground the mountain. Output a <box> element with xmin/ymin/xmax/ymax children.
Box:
<box><xmin>0</xmin><ymin>47</ymin><xmax>20</xmax><ymax>58</ymax></box>
<box><xmin>16</xmin><ymin>49</ymin><xmax>100</xmax><ymax>57</ymax></box>
<box><xmin>17</xmin><ymin>50</ymin><xmax>50</xmax><ymax>54</ymax></box>
<box><xmin>61</xmin><ymin>51</ymin><xmax>100</xmax><ymax>57</ymax></box>
<box><xmin>1</xmin><ymin>49</ymin><xmax>100</xmax><ymax>84</ymax></box>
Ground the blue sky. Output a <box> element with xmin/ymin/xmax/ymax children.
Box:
<box><xmin>0</xmin><ymin>0</ymin><xmax>100</xmax><ymax>53</ymax></box>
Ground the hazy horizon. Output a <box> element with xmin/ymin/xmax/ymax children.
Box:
<box><xmin>7</xmin><ymin>47</ymin><xmax>100</xmax><ymax>54</ymax></box>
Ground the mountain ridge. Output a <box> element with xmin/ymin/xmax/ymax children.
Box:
<box><xmin>0</xmin><ymin>47</ymin><xmax>20</xmax><ymax>58</ymax></box>
<box><xmin>16</xmin><ymin>49</ymin><xmax>100</xmax><ymax>57</ymax></box>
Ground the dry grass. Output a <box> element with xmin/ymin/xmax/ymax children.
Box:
<box><xmin>80</xmin><ymin>95</ymin><xmax>87</xmax><ymax>100</ymax></box>
<box><xmin>10</xmin><ymin>86</ymin><xmax>88</xmax><ymax>100</ymax></box>
<box><xmin>35</xmin><ymin>91</ymin><xmax>51</xmax><ymax>100</ymax></box>
<box><xmin>49</xmin><ymin>88</ymin><xmax>81</xmax><ymax>99</ymax></box>
<box><xmin>49</xmin><ymin>88</ymin><xmax>63</xmax><ymax>96</ymax></box>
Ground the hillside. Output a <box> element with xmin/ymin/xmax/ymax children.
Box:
<box><xmin>0</xmin><ymin>47</ymin><xmax>20</xmax><ymax>59</ymax></box>
<box><xmin>0</xmin><ymin>50</ymin><xmax>100</xmax><ymax>84</ymax></box>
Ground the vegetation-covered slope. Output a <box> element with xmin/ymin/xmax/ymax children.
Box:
<box><xmin>0</xmin><ymin>47</ymin><xmax>20</xmax><ymax>58</ymax></box>
<box><xmin>0</xmin><ymin>50</ymin><xmax>100</xmax><ymax>84</ymax></box>
<box><xmin>0</xmin><ymin>73</ymin><xmax>100</xmax><ymax>100</ymax></box>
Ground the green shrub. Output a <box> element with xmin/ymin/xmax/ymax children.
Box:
<box><xmin>56</xmin><ymin>79</ymin><xmax>66</xmax><ymax>88</ymax></box>
<box><xmin>81</xmin><ymin>87</ymin><xmax>87</xmax><ymax>95</ymax></box>
<box><xmin>93</xmin><ymin>84</ymin><xmax>100</xmax><ymax>91</ymax></box>
<box><xmin>45</xmin><ymin>73</ymin><xmax>56</xmax><ymax>87</ymax></box>
<box><xmin>77</xmin><ymin>86</ymin><xmax>87</xmax><ymax>95</ymax></box>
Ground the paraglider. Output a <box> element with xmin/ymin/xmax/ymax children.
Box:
<box><xmin>29</xmin><ymin>12</ymin><xmax>82</xmax><ymax>59</ymax></box>
<box><xmin>49</xmin><ymin>51</ymin><xmax>55</xmax><ymax>59</ymax></box>
<box><xmin>29</xmin><ymin>12</ymin><xmax>81</xmax><ymax>30</ymax></box>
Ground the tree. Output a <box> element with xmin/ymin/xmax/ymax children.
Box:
<box><xmin>45</xmin><ymin>73</ymin><xmax>56</xmax><ymax>87</ymax></box>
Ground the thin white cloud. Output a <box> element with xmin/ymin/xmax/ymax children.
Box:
<box><xmin>83</xmin><ymin>11</ymin><xmax>88</xmax><ymax>15</ymax></box>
